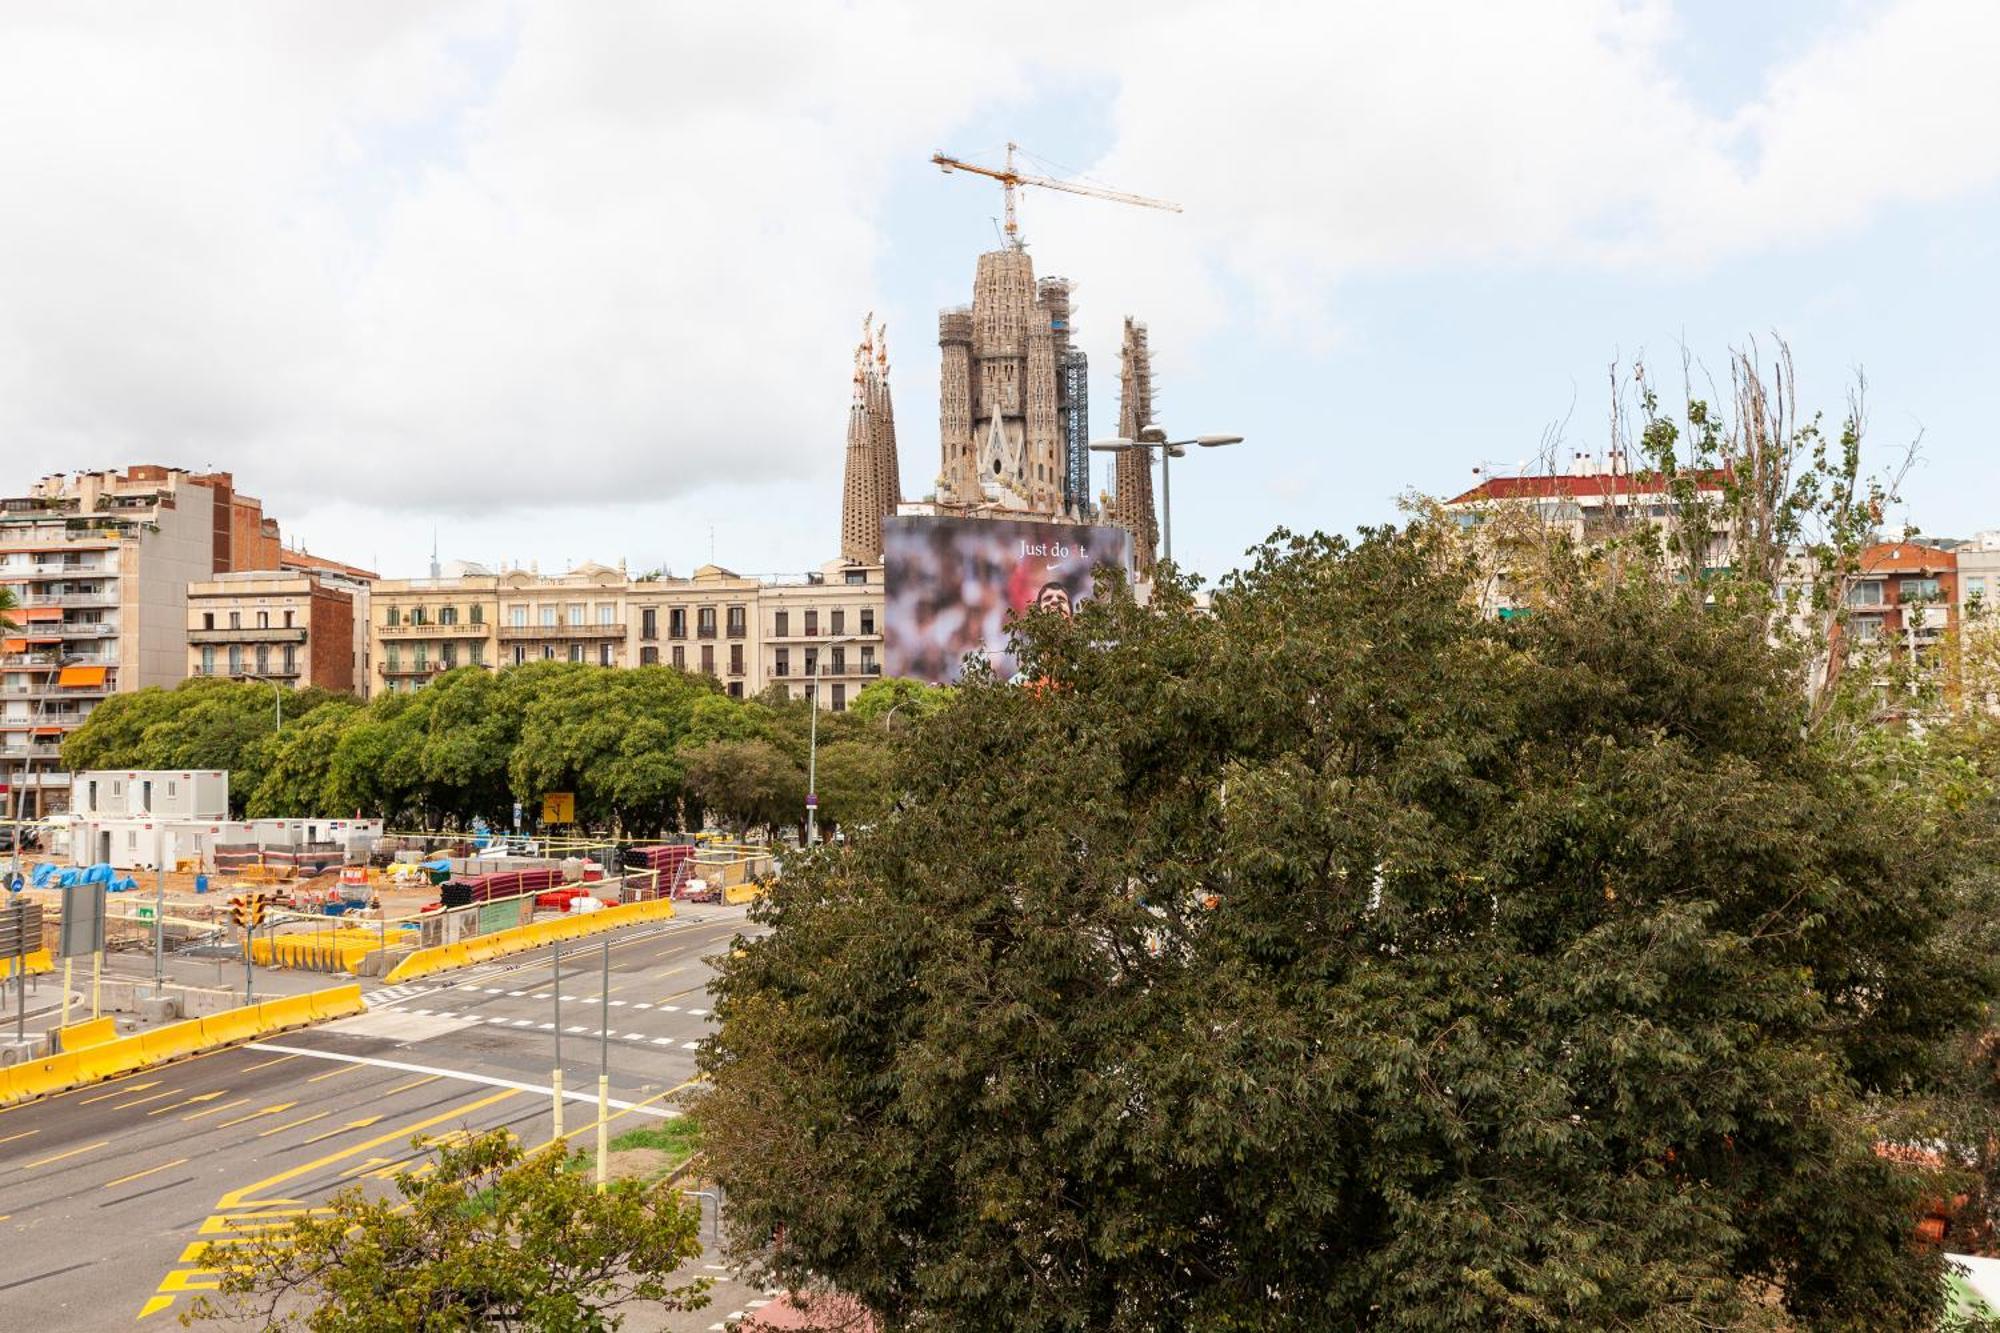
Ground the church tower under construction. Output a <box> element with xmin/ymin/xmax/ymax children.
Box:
<box><xmin>838</xmin><ymin>317</ymin><xmax>901</xmax><ymax>564</ymax></box>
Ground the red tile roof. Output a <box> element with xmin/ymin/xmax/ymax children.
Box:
<box><xmin>1446</xmin><ymin>468</ymin><xmax>1731</xmax><ymax>506</ymax></box>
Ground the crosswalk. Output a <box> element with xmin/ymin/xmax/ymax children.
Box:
<box><xmin>391</xmin><ymin>1006</ymin><xmax>703</xmax><ymax>1050</ymax></box>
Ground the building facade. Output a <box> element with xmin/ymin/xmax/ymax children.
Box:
<box><xmin>187</xmin><ymin>567</ymin><xmax>371</xmax><ymax>696</ymax></box>
<box><xmin>0</xmin><ymin>466</ymin><xmax>287</xmax><ymax>816</ymax></box>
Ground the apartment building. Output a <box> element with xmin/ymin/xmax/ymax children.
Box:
<box><xmin>186</xmin><ymin>564</ymin><xmax>375</xmax><ymax>696</ymax></box>
<box><xmin>367</xmin><ymin>558</ymin><xmax>886</xmax><ymax>708</ymax></box>
<box><xmin>1843</xmin><ymin>541</ymin><xmax>1958</xmax><ymax>656</ymax></box>
<box><xmin>0</xmin><ymin>466</ymin><xmax>284</xmax><ymax>816</ymax></box>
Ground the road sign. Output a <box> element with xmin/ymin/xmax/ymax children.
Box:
<box><xmin>804</xmin><ymin>793</ymin><xmax>818</xmax><ymax>809</ymax></box>
<box><xmin>0</xmin><ymin>899</ymin><xmax>43</xmax><ymax>956</ymax></box>
<box><xmin>542</xmin><ymin>792</ymin><xmax>575</xmax><ymax>824</ymax></box>
<box><xmin>58</xmin><ymin>881</ymin><xmax>105</xmax><ymax>957</ymax></box>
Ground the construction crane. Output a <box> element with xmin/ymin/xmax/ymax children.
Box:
<box><xmin>930</xmin><ymin>142</ymin><xmax>1181</xmax><ymax>248</ymax></box>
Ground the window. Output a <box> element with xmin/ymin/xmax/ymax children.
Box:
<box><xmin>513</xmin><ymin>645</ymin><xmax>527</xmax><ymax>666</ymax></box>
<box><xmin>861</xmin><ymin>646</ymin><xmax>876</xmax><ymax>673</ymax></box>
<box><xmin>228</xmin><ymin>646</ymin><xmax>243</xmax><ymax>674</ymax></box>
<box><xmin>860</xmin><ymin>609</ymin><xmax>874</xmax><ymax>635</ymax></box>
<box><xmin>774</xmin><ymin>610</ymin><xmax>789</xmax><ymax>637</ymax></box>
<box><xmin>386</xmin><ymin>606</ymin><xmax>400</xmax><ymax>627</ymax></box>
<box><xmin>700</xmin><ymin>644</ymin><xmax>715</xmax><ymax>675</ymax></box>
<box><xmin>1846</xmin><ymin>581</ymin><xmax>1884</xmax><ymax>608</ymax></box>
<box><xmin>598</xmin><ymin>603</ymin><xmax>616</xmax><ymax>625</ymax></box>
<box><xmin>726</xmin><ymin>605</ymin><xmax>746</xmax><ymax>638</ymax></box>
<box><xmin>830</xmin><ymin>609</ymin><xmax>845</xmax><ymax>635</ymax></box>
<box><xmin>567</xmin><ymin>603</ymin><xmax>584</xmax><ymax>626</ymax></box>
<box><xmin>283</xmin><ymin>610</ymin><xmax>294</xmax><ymax>628</ymax></box>
<box><xmin>201</xmin><ymin>612</ymin><xmax>214</xmax><ymax>630</ymax></box>
<box><xmin>1854</xmin><ymin>616</ymin><xmax>1884</xmax><ymax>642</ymax></box>
<box><xmin>229</xmin><ymin>611</ymin><xmax>241</xmax><ymax>629</ymax></box>
<box><xmin>642</xmin><ymin>608</ymin><xmax>657</xmax><ymax>640</ymax></box>
<box><xmin>729</xmin><ymin>681</ymin><xmax>742</xmax><ymax>698</ymax></box>
<box><xmin>641</xmin><ymin>645</ymin><xmax>659</xmax><ymax>665</ymax></box>
<box><xmin>1969</xmin><ymin>577</ymin><xmax>1988</xmax><ymax>601</ymax></box>
<box><xmin>257</xmin><ymin>610</ymin><xmax>269</xmax><ymax>629</ymax></box>
<box><xmin>831</xmin><ymin>683</ymin><xmax>846</xmax><ymax>711</ymax></box>
<box><xmin>599</xmin><ymin>643</ymin><xmax>613</xmax><ymax>666</ymax></box>
<box><xmin>805</xmin><ymin>610</ymin><xmax>819</xmax><ymax>636</ymax></box>
<box><xmin>729</xmin><ymin>643</ymin><xmax>743</xmax><ymax>675</ymax></box>
<box><xmin>804</xmin><ymin>649</ymin><xmax>818</xmax><ymax>676</ymax></box>
<box><xmin>200</xmin><ymin>645</ymin><xmax>215</xmax><ymax>675</ymax></box>
<box><xmin>568</xmin><ymin>644</ymin><xmax>584</xmax><ymax>662</ymax></box>
<box><xmin>672</xmin><ymin>645</ymin><xmax>685</xmax><ymax>670</ymax></box>
<box><xmin>412</xmin><ymin>606</ymin><xmax>427</xmax><ymax>626</ymax></box>
<box><xmin>471</xmin><ymin>605</ymin><xmax>484</xmax><ymax>625</ymax></box>
<box><xmin>470</xmin><ymin>642</ymin><xmax>484</xmax><ymax>667</ymax></box>
<box><xmin>829</xmin><ymin>647</ymin><xmax>845</xmax><ymax>674</ymax></box>
<box><xmin>844</xmin><ymin>569</ymin><xmax>867</xmax><ymax>585</ymax></box>
<box><xmin>387</xmin><ymin>645</ymin><xmax>400</xmax><ymax>671</ymax></box>
<box><xmin>414</xmin><ymin>644</ymin><xmax>428</xmax><ymax>668</ymax></box>
<box><xmin>1900</xmin><ymin>577</ymin><xmax>1942</xmax><ymax>601</ymax></box>
<box><xmin>540</xmin><ymin>604</ymin><xmax>557</xmax><ymax>627</ymax></box>
<box><xmin>441</xmin><ymin>643</ymin><xmax>457</xmax><ymax>669</ymax></box>
<box><xmin>510</xmin><ymin>604</ymin><xmax>528</xmax><ymax>628</ymax></box>
<box><xmin>543</xmin><ymin>645</ymin><xmax>556</xmax><ymax>660</ymax></box>
<box><xmin>256</xmin><ymin>645</ymin><xmax>269</xmax><ymax>674</ymax></box>
<box><xmin>282</xmin><ymin>645</ymin><xmax>296</xmax><ymax>674</ymax></box>
<box><xmin>669</xmin><ymin>608</ymin><xmax>686</xmax><ymax>639</ymax></box>
<box><xmin>774</xmin><ymin>648</ymin><xmax>789</xmax><ymax>676</ymax></box>
<box><xmin>697</xmin><ymin>607</ymin><xmax>717</xmax><ymax>638</ymax></box>
<box><xmin>167</xmin><ymin>781</ymin><xmax>177</xmax><ymax>797</ymax></box>
<box><xmin>440</xmin><ymin>606</ymin><xmax>457</xmax><ymax>626</ymax></box>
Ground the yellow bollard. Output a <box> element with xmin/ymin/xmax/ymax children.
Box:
<box><xmin>596</xmin><ymin>1074</ymin><xmax>609</xmax><ymax>1194</ymax></box>
<box><xmin>90</xmin><ymin>949</ymin><xmax>101</xmax><ymax>1020</ymax></box>
<box><xmin>552</xmin><ymin>1067</ymin><xmax>564</xmax><ymax>1141</ymax></box>
<box><xmin>60</xmin><ymin>957</ymin><xmax>73</xmax><ymax>1032</ymax></box>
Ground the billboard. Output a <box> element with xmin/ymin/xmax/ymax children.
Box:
<box><xmin>884</xmin><ymin>516</ymin><xmax>1133</xmax><ymax>684</ymax></box>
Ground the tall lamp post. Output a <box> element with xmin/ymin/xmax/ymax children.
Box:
<box><xmin>245</xmin><ymin>673</ymin><xmax>283</xmax><ymax>735</ymax></box>
<box><xmin>1090</xmin><ymin>426</ymin><xmax>1244</xmax><ymax>567</ymax></box>
<box><xmin>805</xmin><ymin>636</ymin><xmax>857</xmax><ymax>847</ymax></box>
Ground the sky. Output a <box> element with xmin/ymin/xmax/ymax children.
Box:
<box><xmin>0</xmin><ymin>0</ymin><xmax>1995</xmax><ymax>583</ymax></box>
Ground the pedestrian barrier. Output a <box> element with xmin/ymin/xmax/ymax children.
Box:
<box><xmin>723</xmin><ymin>882</ymin><xmax>764</xmax><ymax>906</ymax></box>
<box><xmin>0</xmin><ymin>982</ymin><xmax>366</xmax><ymax>1108</ymax></box>
<box><xmin>382</xmin><ymin>898</ymin><xmax>678</xmax><ymax>984</ymax></box>
<box><xmin>55</xmin><ymin>1017</ymin><xmax>117</xmax><ymax>1052</ymax></box>
<box><xmin>0</xmin><ymin>946</ymin><xmax>53</xmax><ymax>980</ymax></box>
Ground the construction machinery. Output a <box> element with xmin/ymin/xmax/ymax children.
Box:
<box><xmin>930</xmin><ymin>142</ymin><xmax>1180</xmax><ymax>247</ymax></box>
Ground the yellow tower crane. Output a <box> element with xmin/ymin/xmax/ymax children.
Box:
<box><xmin>930</xmin><ymin>142</ymin><xmax>1181</xmax><ymax>248</ymax></box>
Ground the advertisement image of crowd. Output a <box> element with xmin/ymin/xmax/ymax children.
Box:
<box><xmin>883</xmin><ymin>516</ymin><xmax>1133</xmax><ymax>684</ymax></box>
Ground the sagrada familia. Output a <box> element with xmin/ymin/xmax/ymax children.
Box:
<box><xmin>838</xmin><ymin>245</ymin><xmax>1161</xmax><ymax>575</ymax></box>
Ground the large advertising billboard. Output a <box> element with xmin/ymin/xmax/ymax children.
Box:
<box><xmin>884</xmin><ymin>516</ymin><xmax>1133</xmax><ymax>684</ymax></box>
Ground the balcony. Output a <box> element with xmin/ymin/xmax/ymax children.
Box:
<box><xmin>194</xmin><ymin>664</ymin><xmax>301</xmax><ymax>680</ymax></box>
<box><xmin>0</xmin><ymin>744</ymin><xmax>64</xmax><ymax>761</ymax></box>
<box><xmin>379</xmin><ymin>621</ymin><xmax>489</xmax><ymax>638</ymax></box>
<box><xmin>55</xmin><ymin>622</ymin><xmax>116</xmax><ymax>639</ymax></box>
<box><xmin>497</xmin><ymin>622</ymin><xmax>625</xmax><ymax>641</ymax></box>
<box><xmin>18</xmin><ymin>591</ymin><xmax>117</xmax><ymax>608</ymax></box>
<box><xmin>380</xmin><ymin>661</ymin><xmax>449</xmax><ymax>678</ymax></box>
<box><xmin>188</xmin><ymin>626</ymin><xmax>306</xmax><ymax>645</ymax></box>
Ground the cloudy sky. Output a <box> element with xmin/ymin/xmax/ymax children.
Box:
<box><xmin>1</xmin><ymin>0</ymin><xmax>1995</xmax><ymax>581</ymax></box>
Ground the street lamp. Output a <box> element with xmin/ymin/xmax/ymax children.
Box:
<box><xmin>1090</xmin><ymin>427</ymin><xmax>1244</xmax><ymax>567</ymax></box>
<box><xmin>805</xmin><ymin>636</ymin><xmax>858</xmax><ymax>847</ymax></box>
<box><xmin>245</xmin><ymin>674</ymin><xmax>284</xmax><ymax>735</ymax></box>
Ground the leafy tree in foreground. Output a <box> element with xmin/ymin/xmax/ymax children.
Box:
<box><xmin>699</xmin><ymin>522</ymin><xmax>2000</xmax><ymax>1331</ymax></box>
<box><xmin>183</xmin><ymin>1130</ymin><xmax>707</xmax><ymax>1331</ymax></box>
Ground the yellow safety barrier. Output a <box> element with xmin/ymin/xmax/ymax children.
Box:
<box><xmin>0</xmin><ymin>982</ymin><xmax>368</xmax><ymax>1108</ymax></box>
<box><xmin>56</xmin><ymin>1017</ymin><xmax>117</xmax><ymax>1052</ymax></box>
<box><xmin>723</xmin><ymin>882</ymin><xmax>764</xmax><ymax>906</ymax></box>
<box><xmin>0</xmin><ymin>947</ymin><xmax>53</xmax><ymax>980</ymax></box>
<box><xmin>381</xmin><ymin>898</ymin><xmax>678</xmax><ymax>984</ymax></box>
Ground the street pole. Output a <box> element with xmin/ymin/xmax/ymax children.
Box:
<box><xmin>552</xmin><ymin>933</ymin><xmax>564</xmax><ymax>1140</ymax></box>
<box><xmin>90</xmin><ymin>948</ymin><xmax>100</xmax><ymax>1020</ymax></box>
<box><xmin>152</xmin><ymin>827</ymin><xmax>166</xmax><ymax>997</ymax></box>
<box><xmin>806</xmin><ymin>661</ymin><xmax>819</xmax><ymax>846</ymax></box>
<box><xmin>60</xmin><ymin>956</ymin><xmax>72</xmax><ymax>1032</ymax></box>
<box><xmin>243</xmin><ymin>916</ymin><xmax>254</xmax><ymax>1003</ymax></box>
<box><xmin>1159</xmin><ymin>442</ymin><xmax>1173</xmax><ymax>567</ymax></box>
<box><xmin>596</xmin><ymin>932</ymin><xmax>609</xmax><ymax>1193</ymax></box>
<box><xmin>13</xmin><ymin>899</ymin><xmax>26</xmax><ymax>1042</ymax></box>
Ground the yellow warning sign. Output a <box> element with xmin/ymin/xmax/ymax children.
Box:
<box><xmin>541</xmin><ymin>792</ymin><xmax>575</xmax><ymax>824</ymax></box>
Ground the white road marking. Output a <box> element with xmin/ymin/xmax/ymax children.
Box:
<box><xmin>651</xmin><ymin>1037</ymin><xmax>673</xmax><ymax>1045</ymax></box>
<box><xmin>687</xmin><ymin>1008</ymin><xmax>709</xmax><ymax>1016</ymax></box>
<box><xmin>659</xmin><ymin>1005</ymin><xmax>680</xmax><ymax>1012</ymax></box>
<box><xmin>682</xmin><ymin>1041</ymin><xmax>700</xmax><ymax>1050</ymax></box>
<box><xmin>624</xmin><ymin>1032</ymin><xmax>647</xmax><ymax>1041</ymax></box>
<box><xmin>632</xmin><ymin>1002</ymin><xmax>652</xmax><ymax>1009</ymax></box>
<box><xmin>242</xmin><ymin>1042</ymin><xmax>678</xmax><ymax>1116</ymax></box>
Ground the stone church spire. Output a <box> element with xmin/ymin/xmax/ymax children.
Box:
<box><xmin>1110</xmin><ymin>317</ymin><xmax>1159</xmax><ymax>574</ymax></box>
<box><xmin>840</xmin><ymin>315</ymin><xmax>900</xmax><ymax>563</ymax></box>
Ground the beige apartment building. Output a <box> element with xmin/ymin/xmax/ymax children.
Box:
<box><xmin>1</xmin><ymin>466</ymin><xmax>287</xmax><ymax>816</ymax></box>
<box><xmin>367</xmin><ymin>559</ymin><xmax>885</xmax><ymax>707</ymax></box>
<box><xmin>186</xmin><ymin>566</ymin><xmax>374</xmax><ymax>696</ymax></box>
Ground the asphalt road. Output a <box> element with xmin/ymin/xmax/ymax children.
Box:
<box><xmin>0</xmin><ymin>904</ymin><xmax>754</xmax><ymax>1328</ymax></box>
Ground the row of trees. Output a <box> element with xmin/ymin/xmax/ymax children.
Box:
<box><xmin>59</xmin><ymin>666</ymin><xmax>949</xmax><ymax>837</ymax></box>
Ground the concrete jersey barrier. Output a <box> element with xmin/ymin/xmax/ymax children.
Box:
<box><xmin>382</xmin><ymin>898</ymin><xmax>677</xmax><ymax>984</ymax></box>
<box><xmin>0</xmin><ymin>982</ymin><xmax>365</xmax><ymax>1108</ymax></box>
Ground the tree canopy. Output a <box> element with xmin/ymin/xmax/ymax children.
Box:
<box><xmin>698</xmin><ymin>522</ymin><xmax>2000</xmax><ymax>1331</ymax></box>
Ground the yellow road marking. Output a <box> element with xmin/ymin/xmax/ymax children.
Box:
<box><xmin>20</xmin><ymin>1140</ymin><xmax>109</xmax><ymax>1170</ymax></box>
<box><xmin>110</xmin><ymin>1089</ymin><xmax>179</xmax><ymax>1111</ymax></box>
<box><xmin>337</xmin><ymin>1156</ymin><xmax>397</xmax><ymax>1180</ymax></box>
<box><xmin>183</xmin><ymin>1098</ymin><xmax>252</xmax><ymax>1122</ymax></box>
<box><xmin>240</xmin><ymin>1052</ymin><xmax>302</xmax><ymax>1073</ymax></box>
<box><xmin>305</xmin><ymin>1063</ymin><xmax>363</xmax><ymax>1083</ymax></box>
<box><xmin>216</xmin><ymin>1088</ymin><xmax>520</xmax><ymax>1208</ymax></box>
<box><xmin>79</xmin><ymin>1080</ymin><xmax>159</xmax><ymax>1106</ymax></box>
<box><xmin>151</xmin><ymin>1090</ymin><xmax>228</xmax><ymax>1116</ymax></box>
<box><xmin>299</xmin><ymin>1114</ymin><xmax>383</xmax><ymax>1146</ymax></box>
<box><xmin>217</xmin><ymin>1101</ymin><xmax>297</xmax><ymax>1129</ymax></box>
<box><xmin>0</xmin><ymin>1128</ymin><xmax>39</xmax><ymax>1147</ymax></box>
<box><xmin>256</xmin><ymin>1111</ymin><xmax>329</xmax><ymax>1138</ymax></box>
<box><xmin>137</xmin><ymin>1294</ymin><xmax>174</xmax><ymax>1319</ymax></box>
<box><xmin>104</xmin><ymin>1157</ymin><xmax>191</xmax><ymax>1189</ymax></box>
<box><xmin>381</xmin><ymin>1074</ymin><xmax>440</xmax><ymax>1095</ymax></box>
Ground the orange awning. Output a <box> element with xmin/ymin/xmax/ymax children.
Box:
<box><xmin>1</xmin><ymin>638</ymin><xmax>24</xmax><ymax>654</ymax></box>
<box><xmin>24</xmin><ymin>634</ymin><xmax>59</xmax><ymax>645</ymax></box>
<box><xmin>16</xmin><ymin>606</ymin><xmax>61</xmax><ymax>622</ymax></box>
<box><xmin>31</xmin><ymin>726</ymin><xmax>64</xmax><ymax>737</ymax></box>
<box><xmin>57</xmin><ymin>665</ymin><xmax>107</xmax><ymax>687</ymax></box>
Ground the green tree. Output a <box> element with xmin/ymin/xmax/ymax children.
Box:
<box><xmin>508</xmin><ymin>665</ymin><xmax>722</xmax><ymax>833</ymax></box>
<box><xmin>248</xmin><ymin>697</ymin><xmax>364</xmax><ymax>816</ymax></box>
<box><xmin>810</xmin><ymin>739</ymin><xmax>894</xmax><ymax>834</ymax></box>
<box><xmin>848</xmin><ymin>676</ymin><xmax>954</xmax><ymax>730</ymax></box>
<box><xmin>680</xmin><ymin>738</ymin><xmax>803</xmax><ymax>838</ymax></box>
<box><xmin>183</xmin><ymin>1130</ymin><xmax>707</xmax><ymax>1331</ymax></box>
<box><xmin>699</xmin><ymin>524</ymin><xmax>2000</xmax><ymax>1332</ymax></box>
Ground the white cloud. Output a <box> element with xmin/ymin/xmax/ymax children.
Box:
<box><xmin>0</xmin><ymin>0</ymin><xmax>1992</xmax><ymax>567</ymax></box>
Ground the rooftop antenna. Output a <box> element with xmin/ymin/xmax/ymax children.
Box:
<box><xmin>429</xmin><ymin>528</ymin><xmax>440</xmax><ymax>580</ymax></box>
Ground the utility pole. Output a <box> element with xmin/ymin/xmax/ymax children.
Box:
<box><xmin>597</xmin><ymin>933</ymin><xmax>610</xmax><ymax>1193</ymax></box>
<box><xmin>552</xmin><ymin>934</ymin><xmax>564</xmax><ymax>1140</ymax></box>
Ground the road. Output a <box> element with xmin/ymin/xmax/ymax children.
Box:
<box><xmin>0</xmin><ymin>904</ymin><xmax>754</xmax><ymax>1328</ymax></box>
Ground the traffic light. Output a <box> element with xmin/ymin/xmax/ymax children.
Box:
<box><xmin>228</xmin><ymin>895</ymin><xmax>249</xmax><ymax>928</ymax></box>
<box><xmin>230</xmin><ymin>893</ymin><xmax>271</xmax><ymax>928</ymax></box>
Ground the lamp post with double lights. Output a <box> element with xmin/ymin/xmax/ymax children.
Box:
<box><xmin>805</xmin><ymin>636</ymin><xmax>859</xmax><ymax>846</ymax></box>
<box><xmin>1089</xmin><ymin>425</ymin><xmax>1244</xmax><ymax>567</ymax></box>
